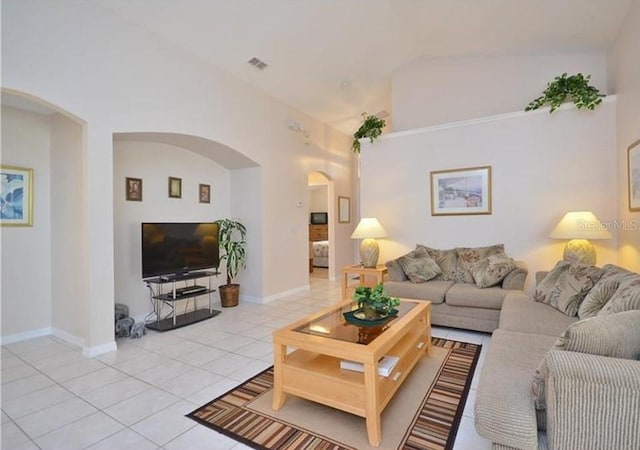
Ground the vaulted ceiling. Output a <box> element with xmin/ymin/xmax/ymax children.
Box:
<box><xmin>90</xmin><ymin>0</ymin><xmax>632</xmax><ymax>134</ymax></box>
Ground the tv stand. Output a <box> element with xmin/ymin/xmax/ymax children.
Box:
<box><xmin>144</xmin><ymin>271</ymin><xmax>220</xmax><ymax>331</ymax></box>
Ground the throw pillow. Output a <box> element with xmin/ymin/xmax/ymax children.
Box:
<box><xmin>385</xmin><ymin>258</ymin><xmax>408</xmax><ymax>282</ymax></box>
<box><xmin>397</xmin><ymin>247</ymin><xmax>442</xmax><ymax>283</ymax></box>
<box><xmin>416</xmin><ymin>245</ymin><xmax>457</xmax><ymax>281</ymax></box>
<box><xmin>468</xmin><ymin>254</ymin><xmax>517</xmax><ymax>288</ymax></box>
<box><xmin>533</xmin><ymin>261</ymin><xmax>603</xmax><ymax>316</ymax></box>
<box><xmin>456</xmin><ymin>244</ymin><xmax>505</xmax><ymax>283</ymax></box>
<box><xmin>577</xmin><ymin>280</ymin><xmax>620</xmax><ymax>319</ymax></box>
<box><xmin>598</xmin><ymin>273</ymin><xmax>640</xmax><ymax>316</ymax></box>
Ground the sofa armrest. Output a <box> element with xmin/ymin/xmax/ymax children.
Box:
<box><xmin>545</xmin><ymin>350</ymin><xmax>640</xmax><ymax>450</ymax></box>
<box><xmin>385</xmin><ymin>259</ymin><xmax>407</xmax><ymax>282</ymax></box>
<box><xmin>501</xmin><ymin>261</ymin><xmax>528</xmax><ymax>290</ymax></box>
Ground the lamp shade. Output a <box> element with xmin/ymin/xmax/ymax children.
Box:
<box><xmin>549</xmin><ymin>211</ymin><xmax>612</xmax><ymax>240</ymax></box>
<box><xmin>350</xmin><ymin>218</ymin><xmax>388</xmax><ymax>239</ymax></box>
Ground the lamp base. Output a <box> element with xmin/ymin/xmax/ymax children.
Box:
<box><xmin>563</xmin><ymin>239</ymin><xmax>596</xmax><ymax>265</ymax></box>
<box><xmin>359</xmin><ymin>238</ymin><xmax>380</xmax><ymax>268</ymax></box>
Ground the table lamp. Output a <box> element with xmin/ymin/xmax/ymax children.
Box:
<box><xmin>351</xmin><ymin>218</ymin><xmax>388</xmax><ymax>268</ymax></box>
<box><xmin>549</xmin><ymin>211</ymin><xmax>612</xmax><ymax>265</ymax></box>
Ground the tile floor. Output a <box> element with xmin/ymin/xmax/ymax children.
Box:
<box><xmin>1</xmin><ymin>277</ymin><xmax>493</xmax><ymax>450</ymax></box>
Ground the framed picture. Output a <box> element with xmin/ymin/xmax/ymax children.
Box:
<box><xmin>168</xmin><ymin>177</ymin><xmax>182</xmax><ymax>198</ymax></box>
<box><xmin>338</xmin><ymin>196</ymin><xmax>351</xmax><ymax>223</ymax></box>
<box><xmin>430</xmin><ymin>166</ymin><xmax>492</xmax><ymax>216</ymax></box>
<box><xmin>199</xmin><ymin>183</ymin><xmax>211</xmax><ymax>204</ymax></box>
<box><xmin>628</xmin><ymin>139</ymin><xmax>640</xmax><ymax>212</ymax></box>
<box><xmin>125</xmin><ymin>177</ymin><xmax>142</xmax><ymax>202</ymax></box>
<box><xmin>1</xmin><ymin>165</ymin><xmax>33</xmax><ymax>226</ymax></box>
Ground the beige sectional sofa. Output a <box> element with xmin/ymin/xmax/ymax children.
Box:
<box><xmin>384</xmin><ymin>244</ymin><xmax>528</xmax><ymax>332</ymax></box>
<box><xmin>475</xmin><ymin>263</ymin><xmax>640</xmax><ymax>450</ymax></box>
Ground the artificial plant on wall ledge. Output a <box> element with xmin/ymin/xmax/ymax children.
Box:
<box><xmin>352</xmin><ymin>113</ymin><xmax>386</xmax><ymax>153</ymax></box>
<box><xmin>525</xmin><ymin>73</ymin><xmax>605</xmax><ymax>114</ymax></box>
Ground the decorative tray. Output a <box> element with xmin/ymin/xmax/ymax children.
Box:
<box><xmin>343</xmin><ymin>308</ymin><xmax>398</xmax><ymax>327</ymax></box>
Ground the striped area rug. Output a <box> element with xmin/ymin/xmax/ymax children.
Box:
<box><xmin>187</xmin><ymin>338</ymin><xmax>480</xmax><ymax>450</ymax></box>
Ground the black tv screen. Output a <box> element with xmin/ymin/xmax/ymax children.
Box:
<box><xmin>141</xmin><ymin>222</ymin><xmax>219</xmax><ymax>278</ymax></box>
<box><xmin>310</xmin><ymin>212</ymin><xmax>328</xmax><ymax>225</ymax></box>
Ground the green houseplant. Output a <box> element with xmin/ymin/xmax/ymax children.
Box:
<box><xmin>352</xmin><ymin>113</ymin><xmax>386</xmax><ymax>153</ymax></box>
<box><xmin>525</xmin><ymin>73</ymin><xmax>605</xmax><ymax>114</ymax></box>
<box><xmin>353</xmin><ymin>283</ymin><xmax>400</xmax><ymax>319</ymax></box>
<box><xmin>216</xmin><ymin>218</ymin><xmax>247</xmax><ymax>307</ymax></box>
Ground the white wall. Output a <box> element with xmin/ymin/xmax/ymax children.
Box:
<box><xmin>2</xmin><ymin>1</ymin><xmax>353</xmax><ymax>348</ymax></box>
<box><xmin>392</xmin><ymin>53</ymin><xmax>608</xmax><ymax>131</ymax></box>
<box><xmin>360</xmin><ymin>100</ymin><xmax>617</xmax><ymax>292</ymax></box>
<box><xmin>50</xmin><ymin>113</ymin><xmax>87</xmax><ymax>343</ymax></box>
<box><xmin>113</xmin><ymin>140</ymin><xmax>231</xmax><ymax>319</ymax></box>
<box><xmin>1</xmin><ymin>106</ymin><xmax>53</xmax><ymax>337</ymax></box>
<box><xmin>309</xmin><ymin>186</ymin><xmax>328</xmax><ymax>212</ymax></box>
<box><xmin>609</xmin><ymin>0</ymin><xmax>640</xmax><ymax>272</ymax></box>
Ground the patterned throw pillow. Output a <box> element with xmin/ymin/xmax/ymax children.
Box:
<box><xmin>416</xmin><ymin>245</ymin><xmax>457</xmax><ymax>281</ymax></box>
<box><xmin>397</xmin><ymin>247</ymin><xmax>442</xmax><ymax>283</ymax></box>
<box><xmin>598</xmin><ymin>277</ymin><xmax>640</xmax><ymax>316</ymax></box>
<box><xmin>456</xmin><ymin>244</ymin><xmax>505</xmax><ymax>283</ymax></box>
<box><xmin>468</xmin><ymin>254</ymin><xmax>517</xmax><ymax>288</ymax></box>
<box><xmin>577</xmin><ymin>280</ymin><xmax>620</xmax><ymax>319</ymax></box>
<box><xmin>533</xmin><ymin>261</ymin><xmax>603</xmax><ymax>317</ymax></box>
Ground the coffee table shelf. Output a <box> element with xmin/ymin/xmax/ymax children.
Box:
<box><xmin>272</xmin><ymin>299</ymin><xmax>431</xmax><ymax>447</ymax></box>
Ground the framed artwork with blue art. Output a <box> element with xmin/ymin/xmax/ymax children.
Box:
<box><xmin>1</xmin><ymin>165</ymin><xmax>33</xmax><ymax>226</ymax></box>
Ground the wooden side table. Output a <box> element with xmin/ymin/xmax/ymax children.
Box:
<box><xmin>341</xmin><ymin>265</ymin><xmax>388</xmax><ymax>300</ymax></box>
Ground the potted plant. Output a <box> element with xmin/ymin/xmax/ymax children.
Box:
<box><xmin>353</xmin><ymin>283</ymin><xmax>400</xmax><ymax>320</ymax></box>
<box><xmin>352</xmin><ymin>113</ymin><xmax>386</xmax><ymax>153</ymax></box>
<box><xmin>525</xmin><ymin>72</ymin><xmax>605</xmax><ymax>114</ymax></box>
<box><xmin>216</xmin><ymin>218</ymin><xmax>247</xmax><ymax>307</ymax></box>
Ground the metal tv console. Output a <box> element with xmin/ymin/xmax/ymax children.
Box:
<box><xmin>144</xmin><ymin>271</ymin><xmax>220</xmax><ymax>331</ymax></box>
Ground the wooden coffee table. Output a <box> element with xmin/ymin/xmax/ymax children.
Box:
<box><xmin>272</xmin><ymin>299</ymin><xmax>431</xmax><ymax>447</ymax></box>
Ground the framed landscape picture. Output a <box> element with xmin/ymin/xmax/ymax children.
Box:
<box><xmin>169</xmin><ymin>177</ymin><xmax>182</xmax><ymax>199</ymax></box>
<box><xmin>199</xmin><ymin>183</ymin><xmax>211</xmax><ymax>204</ymax></box>
<box><xmin>1</xmin><ymin>165</ymin><xmax>34</xmax><ymax>226</ymax></box>
<box><xmin>629</xmin><ymin>139</ymin><xmax>640</xmax><ymax>211</ymax></box>
<box><xmin>430</xmin><ymin>166</ymin><xmax>492</xmax><ymax>216</ymax></box>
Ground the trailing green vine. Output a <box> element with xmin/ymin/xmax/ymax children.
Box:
<box><xmin>525</xmin><ymin>73</ymin><xmax>605</xmax><ymax>114</ymax></box>
<box><xmin>352</xmin><ymin>113</ymin><xmax>386</xmax><ymax>153</ymax></box>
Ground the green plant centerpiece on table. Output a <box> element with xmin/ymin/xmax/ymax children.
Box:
<box><xmin>353</xmin><ymin>283</ymin><xmax>400</xmax><ymax>320</ymax></box>
<box><xmin>216</xmin><ymin>218</ymin><xmax>247</xmax><ymax>307</ymax></box>
<box><xmin>351</xmin><ymin>113</ymin><xmax>386</xmax><ymax>153</ymax></box>
<box><xmin>525</xmin><ymin>72</ymin><xmax>605</xmax><ymax>114</ymax></box>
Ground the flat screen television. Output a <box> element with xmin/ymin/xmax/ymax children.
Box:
<box><xmin>310</xmin><ymin>212</ymin><xmax>328</xmax><ymax>225</ymax></box>
<box><xmin>141</xmin><ymin>222</ymin><xmax>219</xmax><ymax>279</ymax></box>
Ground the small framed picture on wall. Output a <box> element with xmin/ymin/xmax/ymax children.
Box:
<box><xmin>629</xmin><ymin>139</ymin><xmax>640</xmax><ymax>211</ymax></box>
<box><xmin>125</xmin><ymin>177</ymin><xmax>143</xmax><ymax>202</ymax></box>
<box><xmin>168</xmin><ymin>177</ymin><xmax>182</xmax><ymax>198</ymax></box>
<box><xmin>430</xmin><ymin>166</ymin><xmax>492</xmax><ymax>216</ymax></box>
<box><xmin>199</xmin><ymin>184</ymin><xmax>211</xmax><ymax>204</ymax></box>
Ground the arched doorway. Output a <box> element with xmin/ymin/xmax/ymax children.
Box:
<box><xmin>308</xmin><ymin>171</ymin><xmax>334</xmax><ymax>280</ymax></box>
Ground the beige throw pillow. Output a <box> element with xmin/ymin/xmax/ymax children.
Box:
<box><xmin>533</xmin><ymin>261</ymin><xmax>603</xmax><ymax>317</ymax></box>
<box><xmin>468</xmin><ymin>254</ymin><xmax>516</xmax><ymax>288</ymax></box>
<box><xmin>456</xmin><ymin>244</ymin><xmax>505</xmax><ymax>283</ymax></box>
<box><xmin>577</xmin><ymin>280</ymin><xmax>620</xmax><ymax>319</ymax></box>
<box><xmin>397</xmin><ymin>247</ymin><xmax>442</xmax><ymax>283</ymax></box>
<box><xmin>416</xmin><ymin>245</ymin><xmax>457</xmax><ymax>281</ymax></box>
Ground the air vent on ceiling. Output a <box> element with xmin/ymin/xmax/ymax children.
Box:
<box><xmin>247</xmin><ymin>57</ymin><xmax>268</xmax><ymax>71</ymax></box>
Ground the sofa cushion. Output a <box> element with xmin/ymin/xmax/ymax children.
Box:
<box><xmin>456</xmin><ymin>244</ymin><xmax>505</xmax><ymax>283</ymax></box>
<box><xmin>577</xmin><ymin>280</ymin><xmax>620</xmax><ymax>319</ymax></box>
<box><xmin>445</xmin><ymin>283</ymin><xmax>509</xmax><ymax>310</ymax></box>
<box><xmin>385</xmin><ymin>259</ymin><xmax>407</xmax><ymax>282</ymax></box>
<box><xmin>475</xmin><ymin>329</ymin><xmax>557</xmax><ymax>449</ymax></box>
<box><xmin>468</xmin><ymin>254</ymin><xmax>517</xmax><ymax>288</ymax></box>
<box><xmin>382</xmin><ymin>280</ymin><xmax>453</xmax><ymax>304</ymax></box>
<box><xmin>533</xmin><ymin>261</ymin><xmax>603</xmax><ymax>316</ymax></box>
<box><xmin>396</xmin><ymin>247</ymin><xmax>442</xmax><ymax>283</ymax></box>
<box><xmin>500</xmin><ymin>293</ymin><xmax>578</xmax><ymax>337</ymax></box>
<box><xmin>597</xmin><ymin>266</ymin><xmax>640</xmax><ymax>315</ymax></box>
<box><xmin>532</xmin><ymin>310</ymin><xmax>640</xmax><ymax>413</ymax></box>
<box><xmin>416</xmin><ymin>245</ymin><xmax>458</xmax><ymax>281</ymax></box>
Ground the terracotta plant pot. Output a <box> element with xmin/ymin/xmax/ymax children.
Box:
<box><xmin>219</xmin><ymin>284</ymin><xmax>240</xmax><ymax>307</ymax></box>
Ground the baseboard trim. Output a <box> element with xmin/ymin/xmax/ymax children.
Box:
<box><xmin>240</xmin><ymin>284</ymin><xmax>311</xmax><ymax>304</ymax></box>
<box><xmin>82</xmin><ymin>341</ymin><xmax>117</xmax><ymax>358</ymax></box>
<box><xmin>1</xmin><ymin>327</ymin><xmax>52</xmax><ymax>345</ymax></box>
<box><xmin>51</xmin><ymin>327</ymin><xmax>85</xmax><ymax>348</ymax></box>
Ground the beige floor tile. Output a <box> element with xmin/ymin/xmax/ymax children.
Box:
<box><xmin>131</xmin><ymin>400</ymin><xmax>197</xmax><ymax>446</ymax></box>
<box><xmin>62</xmin><ymin>366</ymin><xmax>127</xmax><ymax>395</ymax></box>
<box><xmin>80</xmin><ymin>377</ymin><xmax>151</xmax><ymax>409</ymax></box>
<box><xmin>34</xmin><ymin>411</ymin><xmax>123</xmax><ymax>450</ymax></box>
<box><xmin>135</xmin><ymin>360</ymin><xmax>193</xmax><ymax>386</ymax></box>
<box><xmin>14</xmin><ymin>397</ymin><xmax>97</xmax><ymax>438</ymax></box>
<box><xmin>158</xmin><ymin>368</ymin><xmax>223</xmax><ymax>398</ymax></box>
<box><xmin>185</xmin><ymin>377</ymin><xmax>241</xmax><ymax>406</ymax></box>
<box><xmin>103</xmin><ymin>387</ymin><xmax>179</xmax><ymax>426</ymax></box>
<box><xmin>1</xmin><ymin>373</ymin><xmax>55</xmax><ymax>402</ymax></box>
<box><xmin>2</xmin><ymin>384</ymin><xmax>74</xmax><ymax>419</ymax></box>
<box><xmin>86</xmin><ymin>427</ymin><xmax>158</xmax><ymax>450</ymax></box>
<box><xmin>42</xmin><ymin>358</ymin><xmax>106</xmax><ymax>383</ymax></box>
<box><xmin>163</xmin><ymin>424</ymin><xmax>237</xmax><ymax>450</ymax></box>
<box><xmin>1</xmin><ymin>363</ymin><xmax>39</xmax><ymax>384</ymax></box>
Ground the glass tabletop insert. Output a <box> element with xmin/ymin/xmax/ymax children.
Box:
<box><xmin>294</xmin><ymin>301</ymin><xmax>417</xmax><ymax>345</ymax></box>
